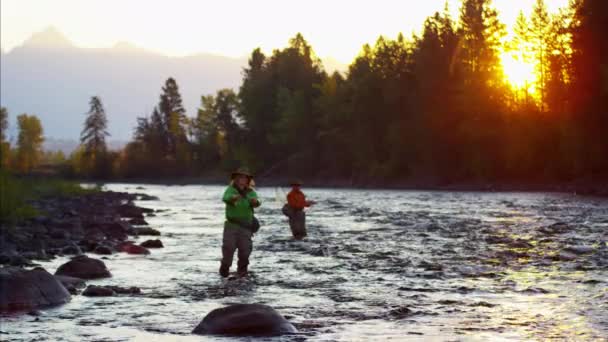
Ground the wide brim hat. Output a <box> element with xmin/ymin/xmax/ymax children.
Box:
<box><xmin>290</xmin><ymin>180</ymin><xmax>303</xmax><ymax>186</ymax></box>
<box><xmin>231</xmin><ymin>168</ymin><xmax>253</xmax><ymax>179</ymax></box>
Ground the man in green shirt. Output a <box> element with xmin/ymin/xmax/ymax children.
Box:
<box><xmin>219</xmin><ymin>168</ymin><xmax>261</xmax><ymax>277</ymax></box>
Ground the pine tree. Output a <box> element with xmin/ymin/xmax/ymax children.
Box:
<box><xmin>79</xmin><ymin>96</ymin><xmax>110</xmax><ymax>177</ymax></box>
<box><xmin>506</xmin><ymin>10</ymin><xmax>535</xmax><ymax>107</ymax></box>
<box><xmin>158</xmin><ymin>77</ymin><xmax>187</xmax><ymax>159</ymax></box>
<box><xmin>530</xmin><ymin>0</ymin><xmax>551</xmax><ymax>111</ymax></box>
<box><xmin>80</xmin><ymin>96</ymin><xmax>109</xmax><ymax>157</ymax></box>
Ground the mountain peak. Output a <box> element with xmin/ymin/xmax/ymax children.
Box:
<box><xmin>23</xmin><ymin>27</ymin><xmax>74</xmax><ymax>48</ymax></box>
<box><xmin>111</xmin><ymin>41</ymin><xmax>150</xmax><ymax>54</ymax></box>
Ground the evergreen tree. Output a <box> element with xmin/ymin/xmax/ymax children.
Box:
<box><xmin>457</xmin><ymin>0</ymin><xmax>507</xmax><ymax>180</ymax></box>
<box><xmin>239</xmin><ymin>34</ymin><xmax>326</xmax><ymax>174</ymax></box>
<box><xmin>158</xmin><ymin>77</ymin><xmax>188</xmax><ymax>159</ymax></box>
<box><xmin>80</xmin><ymin>96</ymin><xmax>109</xmax><ymax>158</ymax></box>
<box><xmin>530</xmin><ymin>0</ymin><xmax>551</xmax><ymax>111</ymax></box>
<box><xmin>569</xmin><ymin>0</ymin><xmax>608</xmax><ymax>175</ymax></box>
<box><xmin>510</xmin><ymin>10</ymin><xmax>534</xmax><ymax>106</ymax></box>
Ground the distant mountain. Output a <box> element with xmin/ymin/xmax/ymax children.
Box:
<box><xmin>0</xmin><ymin>27</ymin><xmax>347</xmax><ymax>143</ymax></box>
<box><xmin>0</xmin><ymin>27</ymin><xmax>247</xmax><ymax>141</ymax></box>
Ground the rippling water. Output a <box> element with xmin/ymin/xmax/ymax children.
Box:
<box><xmin>2</xmin><ymin>184</ymin><xmax>607</xmax><ymax>341</ymax></box>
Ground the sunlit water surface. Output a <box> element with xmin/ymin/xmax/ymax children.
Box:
<box><xmin>2</xmin><ymin>184</ymin><xmax>607</xmax><ymax>341</ymax></box>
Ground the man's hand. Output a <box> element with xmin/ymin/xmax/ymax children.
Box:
<box><xmin>249</xmin><ymin>198</ymin><xmax>260</xmax><ymax>207</ymax></box>
<box><xmin>307</xmin><ymin>200</ymin><xmax>316</xmax><ymax>206</ymax></box>
<box><xmin>230</xmin><ymin>194</ymin><xmax>241</xmax><ymax>204</ymax></box>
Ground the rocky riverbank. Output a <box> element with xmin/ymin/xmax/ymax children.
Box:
<box><xmin>0</xmin><ymin>189</ymin><xmax>163</xmax><ymax>312</ymax></box>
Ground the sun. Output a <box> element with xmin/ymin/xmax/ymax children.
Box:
<box><xmin>500</xmin><ymin>51</ymin><xmax>536</xmax><ymax>93</ymax></box>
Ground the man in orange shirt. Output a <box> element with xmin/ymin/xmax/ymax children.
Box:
<box><xmin>282</xmin><ymin>180</ymin><xmax>315</xmax><ymax>240</ymax></box>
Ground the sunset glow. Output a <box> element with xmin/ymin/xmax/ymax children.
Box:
<box><xmin>1</xmin><ymin>0</ymin><xmax>572</xmax><ymax>64</ymax></box>
<box><xmin>500</xmin><ymin>51</ymin><xmax>536</xmax><ymax>93</ymax></box>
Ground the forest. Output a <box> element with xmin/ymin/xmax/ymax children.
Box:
<box><xmin>1</xmin><ymin>0</ymin><xmax>607</xmax><ymax>187</ymax></box>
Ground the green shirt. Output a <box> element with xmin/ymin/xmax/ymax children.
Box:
<box><xmin>222</xmin><ymin>185</ymin><xmax>260</xmax><ymax>225</ymax></box>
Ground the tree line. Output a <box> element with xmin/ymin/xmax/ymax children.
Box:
<box><xmin>1</xmin><ymin>0</ymin><xmax>606</xmax><ymax>185</ymax></box>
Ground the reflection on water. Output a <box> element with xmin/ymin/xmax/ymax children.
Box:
<box><xmin>2</xmin><ymin>185</ymin><xmax>607</xmax><ymax>341</ymax></box>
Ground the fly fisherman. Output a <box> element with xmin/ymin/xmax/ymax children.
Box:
<box><xmin>219</xmin><ymin>168</ymin><xmax>260</xmax><ymax>277</ymax></box>
<box><xmin>282</xmin><ymin>180</ymin><xmax>315</xmax><ymax>240</ymax></box>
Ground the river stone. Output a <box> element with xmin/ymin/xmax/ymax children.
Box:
<box><xmin>0</xmin><ymin>267</ymin><xmax>71</xmax><ymax>312</ymax></box>
<box><xmin>93</xmin><ymin>221</ymin><xmax>130</xmax><ymax>241</ymax></box>
<box><xmin>129</xmin><ymin>227</ymin><xmax>161</xmax><ymax>236</ymax></box>
<box><xmin>93</xmin><ymin>245</ymin><xmax>114</xmax><ymax>255</ymax></box>
<box><xmin>55</xmin><ymin>255</ymin><xmax>112</xmax><ymax>279</ymax></box>
<box><xmin>128</xmin><ymin>217</ymin><xmax>149</xmax><ymax>226</ymax></box>
<box><xmin>82</xmin><ymin>285</ymin><xmax>115</xmax><ymax>296</ymax></box>
<box><xmin>119</xmin><ymin>242</ymin><xmax>150</xmax><ymax>255</ymax></box>
<box><xmin>108</xmin><ymin>285</ymin><xmax>141</xmax><ymax>294</ymax></box>
<box><xmin>61</xmin><ymin>243</ymin><xmax>83</xmax><ymax>255</ymax></box>
<box><xmin>55</xmin><ymin>275</ymin><xmax>86</xmax><ymax>294</ymax></box>
<box><xmin>82</xmin><ymin>285</ymin><xmax>141</xmax><ymax>296</ymax></box>
<box><xmin>192</xmin><ymin>303</ymin><xmax>298</xmax><ymax>336</ymax></box>
<box><xmin>140</xmin><ymin>239</ymin><xmax>163</xmax><ymax>248</ymax></box>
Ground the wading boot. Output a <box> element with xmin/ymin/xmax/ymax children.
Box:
<box><xmin>219</xmin><ymin>265</ymin><xmax>229</xmax><ymax>277</ymax></box>
<box><xmin>237</xmin><ymin>267</ymin><xmax>248</xmax><ymax>277</ymax></box>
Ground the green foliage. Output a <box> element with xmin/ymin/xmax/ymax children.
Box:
<box><xmin>0</xmin><ymin>170</ymin><xmax>97</xmax><ymax>225</ymax></box>
<box><xmin>0</xmin><ymin>170</ymin><xmax>38</xmax><ymax>224</ymax></box>
<box><xmin>45</xmin><ymin>0</ymin><xmax>608</xmax><ymax>184</ymax></box>
<box><xmin>0</xmin><ymin>107</ymin><xmax>7</xmax><ymax>143</ymax></box>
<box><xmin>15</xmin><ymin>114</ymin><xmax>44</xmax><ymax>173</ymax></box>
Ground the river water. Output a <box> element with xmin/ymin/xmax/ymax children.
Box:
<box><xmin>2</xmin><ymin>184</ymin><xmax>607</xmax><ymax>341</ymax></box>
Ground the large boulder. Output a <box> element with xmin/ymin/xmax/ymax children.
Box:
<box><xmin>0</xmin><ymin>267</ymin><xmax>71</xmax><ymax>312</ymax></box>
<box><xmin>192</xmin><ymin>304</ymin><xmax>297</xmax><ymax>336</ymax></box>
<box><xmin>55</xmin><ymin>255</ymin><xmax>112</xmax><ymax>279</ymax></box>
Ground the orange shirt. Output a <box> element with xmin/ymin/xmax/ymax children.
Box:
<box><xmin>287</xmin><ymin>189</ymin><xmax>308</xmax><ymax>210</ymax></box>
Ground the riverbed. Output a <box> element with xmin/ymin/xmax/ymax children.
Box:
<box><xmin>2</xmin><ymin>184</ymin><xmax>607</xmax><ymax>341</ymax></box>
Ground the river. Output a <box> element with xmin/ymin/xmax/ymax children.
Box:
<box><xmin>2</xmin><ymin>184</ymin><xmax>607</xmax><ymax>341</ymax></box>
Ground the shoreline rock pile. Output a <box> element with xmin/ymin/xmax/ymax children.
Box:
<box><xmin>0</xmin><ymin>190</ymin><xmax>160</xmax><ymax>313</ymax></box>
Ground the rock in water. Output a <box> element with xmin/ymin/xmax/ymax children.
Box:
<box><xmin>82</xmin><ymin>285</ymin><xmax>115</xmax><ymax>297</ymax></box>
<box><xmin>117</xmin><ymin>241</ymin><xmax>150</xmax><ymax>255</ymax></box>
<box><xmin>82</xmin><ymin>285</ymin><xmax>141</xmax><ymax>297</ymax></box>
<box><xmin>192</xmin><ymin>303</ymin><xmax>298</xmax><ymax>336</ymax></box>
<box><xmin>128</xmin><ymin>227</ymin><xmax>161</xmax><ymax>236</ymax></box>
<box><xmin>140</xmin><ymin>239</ymin><xmax>163</xmax><ymax>248</ymax></box>
<box><xmin>93</xmin><ymin>245</ymin><xmax>114</xmax><ymax>255</ymax></box>
<box><xmin>55</xmin><ymin>255</ymin><xmax>112</xmax><ymax>279</ymax></box>
<box><xmin>0</xmin><ymin>267</ymin><xmax>71</xmax><ymax>312</ymax></box>
<box><xmin>54</xmin><ymin>275</ymin><xmax>86</xmax><ymax>295</ymax></box>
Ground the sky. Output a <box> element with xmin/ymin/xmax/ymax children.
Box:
<box><xmin>1</xmin><ymin>0</ymin><xmax>570</xmax><ymax>64</ymax></box>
